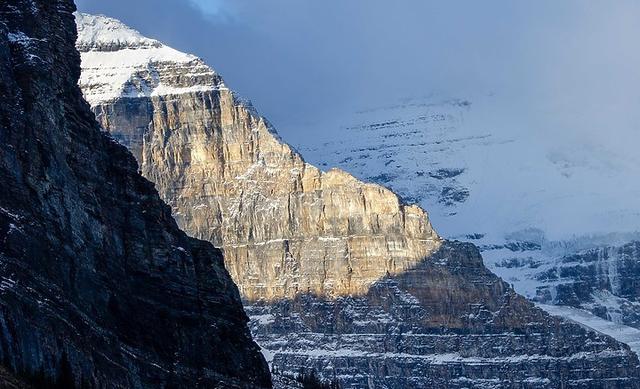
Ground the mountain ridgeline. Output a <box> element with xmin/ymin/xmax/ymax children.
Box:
<box><xmin>0</xmin><ymin>1</ymin><xmax>270</xmax><ymax>388</ymax></box>
<box><xmin>76</xmin><ymin>12</ymin><xmax>640</xmax><ymax>388</ymax></box>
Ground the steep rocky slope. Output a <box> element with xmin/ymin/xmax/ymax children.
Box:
<box><xmin>535</xmin><ymin>241</ymin><xmax>640</xmax><ymax>326</ymax></box>
<box><xmin>250</xmin><ymin>242</ymin><xmax>640</xmax><ymax>388</ymax></box>
<box><xmin>76</xmin><ymin>14</ymin><xmax>640</xmax><ymax>387</ymax></box>
<box><xmin>0</xmin><ymin>1</ymin><xmax>270</xmax><ymax>388</ymax></box>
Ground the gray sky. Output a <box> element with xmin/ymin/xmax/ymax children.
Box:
<box><xmin>75</xmin><ymin>0</ymin><xmax>640</xmax><ymax>154</ymax></box>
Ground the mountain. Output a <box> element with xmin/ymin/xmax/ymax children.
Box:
<box><xmin>75</xmin><ymin>13</ymin><xmax>640</xmax><ymax>388</ymax></box>
<box><xmin>0</xmin><ymin>1</ymin><xmax>270</xmax><ymax>388</ymax></box>
<box><xmin>286</xmin><ymin>95</ymin><xmax>640</xmax><ymax>348</ymax></box>
<box><xmin>76</xmin><ymin>12</ymin><xmax>441</xmax><ymax>302</ymax></box>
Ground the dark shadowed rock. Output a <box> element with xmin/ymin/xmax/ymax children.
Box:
<box><xmin>0</xmin><ymin>1</ymin><xmax>270</xmax><ymax>388</ymax></box>
<box><xmin>0</xmin><ymin>366</ymin><xmax>30</xmax><ymax>389</ymax></box>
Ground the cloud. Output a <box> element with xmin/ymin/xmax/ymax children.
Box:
<box><xmin>186</xmin><ymin>0</ymin><xmax>234</xmax><ymax>20</ymax></box>
<box><xmin>187</xmin><ymin>0</ymin><xmax>221</xmax><ymax>15</ymax></box>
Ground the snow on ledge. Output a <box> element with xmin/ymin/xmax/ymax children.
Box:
<box><xmin>75</xmin><ymin>13</ymin><xmax>227</xmax><ymax>105</ymax></box>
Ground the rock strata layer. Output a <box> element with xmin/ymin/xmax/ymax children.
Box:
<box><xmin>76</xmin><ymin>13</ymin><xmax>640</xmax><ymax>388</ymax></box>
<box><xmin>0</xmin><ymin>2</ymin><xmax>270</xmax><ymax>388</ymax></box>
<box><xmin>251</xmin><ymin>242</ymin><xmax>640</xmax><ymax>388</ymax></box>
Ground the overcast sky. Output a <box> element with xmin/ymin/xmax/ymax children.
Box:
<box><xmin>75</xmin><ymin>0</ymin><xmax>640</xmax><ymax>155</ymax></box>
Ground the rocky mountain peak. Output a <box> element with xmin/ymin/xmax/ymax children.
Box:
<box><xmin>75</xmin><ymin>13</ymin><xmax>442</xmax><ymax>302</ymax></box>
<box><xmin>77</xmin><ymin>12</ymin><xmax>226</xmax><ymax>106</ymax></box>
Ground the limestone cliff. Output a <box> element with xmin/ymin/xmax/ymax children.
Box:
<box><xmin>0</xmin><ymin>2</ymin><xmax>270</xmax><ymax>388</ymax></box>
<box><xmin>77</xmin><ymin>13</ymin><xmax>440</xmax><ymax>302</ymax></box>
<box><xmin>250</xmin><ymin>242</ymin><xmax>640</xmax><ymax>388</ymax></box>
<box><xmin>76</xmin><ymin>13</ymin><xmax>640</xmax><ymax>388</ymax></box>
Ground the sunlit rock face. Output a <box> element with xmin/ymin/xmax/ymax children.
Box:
<box><xmin>76</xmin><ymin>12</ymin><xmax>441</xmax><ymax>301</ymax></box>
<box><xmin>76</xmin><ymin>14</ymin><xmax>640</xmax><ymax>388</ymax></box>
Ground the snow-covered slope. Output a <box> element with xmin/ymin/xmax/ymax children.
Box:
<box><xmin>539</xmin><ymin>303</ymin><xmax>640</xmax><ymax>357</ymax></box>
<box><xmin>76</xmin><ymin>13</ymin><xmax>227</xmax><ymax>105</ymax></box>
<box><xmin>286</xmin><ymin>95</ymin><xmax>640</xmax><ymax>330</ymax></box>
<box><xmin>289</xmin><ymin>96</ymin><xmax>640</xmax><ymax>243</ymax></box>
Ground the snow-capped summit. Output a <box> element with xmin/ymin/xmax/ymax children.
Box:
<box><xmin>75</xmin><ymin>12</ymin><xmax>226</xmax><ymax>105</ymax></box>
<box><xmin>75</xmin><ymin>12</ymin><xmax>161</xmax><ymax>51</ymax></box>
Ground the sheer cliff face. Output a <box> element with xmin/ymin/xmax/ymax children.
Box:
<box><xmin>76</xmin><ymin>13</ymin><xmax>640</xmax><ymax>388</ymax></box>
<box><xmin>76</xmin><ymin>13</ymin><xmax>440</xmax><ymax>302</ymax></box>
<box><xmin>0</xmin><ymin>2</ymin><xmax>270</xmax><ymax>388</ymax></box>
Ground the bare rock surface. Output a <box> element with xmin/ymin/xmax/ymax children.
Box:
<box><xmin>77</xmin><ymin>12</ymin><xmax>441</xmax><ymax>302</ymax></box>
<box><xmin>0</xmin><ymin>2</ymin><xmax>270</xmax><ymax>388</ymax></box>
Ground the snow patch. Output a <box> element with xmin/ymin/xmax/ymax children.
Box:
<box><xmin>75</xmin><ymin>13</ymin><xmax>228</xmax><ymax>105</ymax></box>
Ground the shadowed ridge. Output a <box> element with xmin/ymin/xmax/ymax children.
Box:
<box><xmin>0</xmin><ymin>1</ymin><xmax>270</xmax><ymax>387</ymax></box>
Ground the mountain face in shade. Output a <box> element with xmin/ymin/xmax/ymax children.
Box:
<box><xmin>288</xmin><ymin>95</ymin><xmax>640</xmax><ymax>349</ymax></box>
<box><xmin>76</xmin><ymin>13</ymin><xmax>640</xmax><ymax>388</ymax></box>
<box><xmin>0</xmin><ymin>2</ymin><xmax>270</xmax><ymax>388</ymax></box>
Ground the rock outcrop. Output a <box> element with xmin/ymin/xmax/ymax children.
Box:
<box><xmin>76</xmin><ymin>13</ymin><xmax>640</xmax><ymax>388</ymax></box>
<box><xmin>0</xmin><ymin>1</ymin><xmax>270</xmax><ymax>388</ymax></box>
<box><xmin>251</xmin><ymin>242</ymin><xmax>640</xmax><ymax>388</ymax></box>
